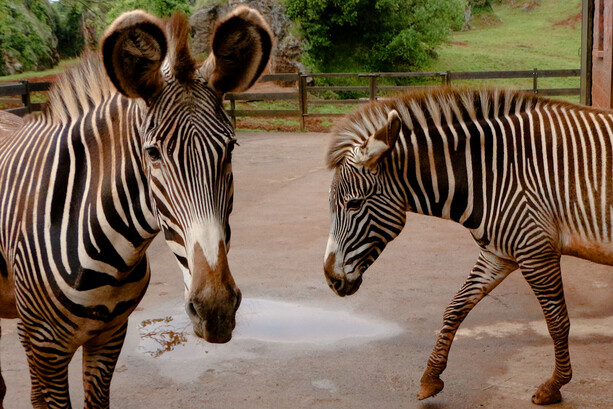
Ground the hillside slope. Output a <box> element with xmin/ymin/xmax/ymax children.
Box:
<box><xmin>425</xmin><ymin>0</ymin><xmax>582</xmax><ymax>91</ymax></box>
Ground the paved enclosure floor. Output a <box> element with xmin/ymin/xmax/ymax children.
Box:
<box><xmin>2</xmin><ymin>131</ymin><xmax>612</xmax><ymax>408</ymax></box>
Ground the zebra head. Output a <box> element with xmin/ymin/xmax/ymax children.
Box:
<box><xmin>324</xmin><ymin>110</ymin><xmax>407</xmax><ymax>296</ymax></box>
<box><xmin>102</xmin><ymin>8</ymin><xmax>272</xmax><ymax>343</ymax></box>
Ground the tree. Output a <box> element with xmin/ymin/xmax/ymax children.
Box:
<box><xmin>53</xmin><ymin>1</ymin><xmax>86</xmax><ymax>58</ymax></box>
<box><xmin>0</xmin><ymin>0</ymin><xmax>60</xmax><ymax>75</ymax></box>
<box><xmin>285</xmin><ymin>0</ymin><xmax>464</xmax><ymax>72</ymax></box>
<box><xmin>105</xmin><ymin>0</ymin><xmax>192</xmax><ymax>26</ymax></box>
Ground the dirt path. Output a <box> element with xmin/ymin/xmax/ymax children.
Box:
<box><xmin>2</xmin><ymin>131</ymin><xmax>611</xmax><ymax>408</ymax></box>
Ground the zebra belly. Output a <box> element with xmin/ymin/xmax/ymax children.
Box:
<box><xmin>561</xmin><ymin>234</ymin><xmax>613</xmax><ymax>266</ymax></box>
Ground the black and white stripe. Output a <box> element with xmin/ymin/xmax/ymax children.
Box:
<box><xmin>325</xmin><ymin>88</ymin><xmax>613</xmax><ymax>404</ymax></box>
<box><xmin>0</xmin><ymin>7</ymin><xmax>272</xmax><ymax>408</ymax></box>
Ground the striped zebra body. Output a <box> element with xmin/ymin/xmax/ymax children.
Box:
<box><xmin>0</xmin><ymin>8</ymin><xmax>272</xmax><ymax>408</ymax></box>
<box><xmin>324</xmin><ymin>88</ymin><xmax>613</xmax><ymax>405</ymax></box>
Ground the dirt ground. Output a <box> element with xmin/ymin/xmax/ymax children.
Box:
<box><xmin>2</xmin><ymin>131</ymin><xmax>612</xmax><ymax>408</ymax></box>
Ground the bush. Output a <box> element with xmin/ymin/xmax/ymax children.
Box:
<box><xmin>285</xmin><ymin>0</ymin><xmax>464</xmax><ymax>73</ymax></box>
<box><xmin>52</xmin><ymin>1</ymin><xmax>85</xmax><ymax>58</ymax></box>
<box><xmin>105</xmin><ymin>0</ymin><xmax>192</xmax><ymax>26</ymax></box>
<box><xmin>0</xmin><ymin>0</ymin><xmax>61</xmax><ymax>75</ymax></box>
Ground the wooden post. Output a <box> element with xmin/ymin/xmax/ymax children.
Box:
<box><xmin>446</xmin><ymin>70</ymin><xmax>452</xmax><ymax>86</ymax></box>
<box><xmin>368</xmin><ymin>74</ymin><xmax>378</xmax><ymax>101</ymax></box>
<box><xmin>20</xmin><ymin>80</ymin><xmax>31</xmax><ymax>113</ymax></box>
<box><xmin>533</xmin><ymin>68</ymin><xmax>539</xmax><ymax>94</ymax></box>
<box><xmin>230</xmin><ymin>97</ymin><xmax>236</xmax><ymax>127</ymax></box>
<box><xmin>580</xmin><ymin>0</ymin><xmax>594</xmax><ymax>105</ymax></box>
<box><xmin>299</xmin><ymin>74</ymin><xmax>307</xmax><ymax>131</ymax></box>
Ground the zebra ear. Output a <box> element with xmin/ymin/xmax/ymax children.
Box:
<box><xmin>102</xmin><ymin>10</ymin><xmax>167</xmax><ymax>102</ymax></box>
<box><xmin>201</xmin><ymin>6</ymin><xmax>273</xmax><ymax>94</ymax></box>
<box><xmin>355</xmin><ymin>110</ymin><xmax>402</xmax><ymax>169</ymax></box>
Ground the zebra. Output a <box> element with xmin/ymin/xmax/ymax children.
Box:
<box><xmin>323</xmin><ymin>87</ymin><xmax>613</xmax><ymax>405</ymax></box>
<box><xmin>0</xmin><ymin>111</ymin><xmax>22</xmax><ymax>139</ymax></box>
<box><xmin>0</xmin><ymin>6</ymin><xmax>271</xmax><ymax>408</ymax></box>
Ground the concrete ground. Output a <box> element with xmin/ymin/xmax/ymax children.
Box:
<box><xmin>2</xmin><ymin>131</ymin><xmax>612</xmax><ymax>408</ymax></box>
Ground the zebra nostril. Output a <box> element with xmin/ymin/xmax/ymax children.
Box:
<box><xmin>327</xmin><ymin>276</ymin><xmax>345</xmax><ymax>293</ymax></box>
<box><xmin>333</xmin><ymin>279</ymin><xmax>344</xmax><ymax>292</ymax></box>
<box><xmin>187</xmin><ymin>301</ymin><xmax>198</xmax><ymax>318</ymax></box>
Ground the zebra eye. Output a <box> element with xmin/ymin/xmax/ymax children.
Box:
<box><xmin>228</xmin><ymin>139</ymin><xmax>238</xmax><ymax>152</ymax></box>
<box><xmin>225</xmin><ymin>139</ymin><xmax>238</xmax><ymax>163</ymax></box>
<box><xmin>145</xmin><ymin>146</ymin><xmax>161</xmax><ymax>161</ymax></box>
<box><xmin>346</xmin><ymin>198</ymin><xmax>364</xmax><ymax>210</ymax></box>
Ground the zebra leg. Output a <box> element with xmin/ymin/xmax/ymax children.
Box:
<box><xmin>82</xmin><ymin>321</ymin><xmax>128</xmax><ymax>409</ymax></box>
<box><xmin>418</xmin><ymin>251</ymin><xmax>517</xmax><ymax>400</ymax></box>
<box><xmin>18</xmin><ymin>321</ymin><xmax>73</xmax><ymax>409</ymax></box>
<box><xmin>520</xmin><ymin>254</ymin><xmax>571</xmax><ymax>405</ymax></box>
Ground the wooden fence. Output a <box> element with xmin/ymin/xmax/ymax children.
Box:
<box><xmin>227</xmin><ymin>68</ymin><xmax>581</xmax><ymax>130</ymax></box>
<box><xmin>1</xmin><ymin>68</ymin><xmax>581</xmax><ymax>130</ymax></box>
<box><xmin>0</xmin><ymin>80</ymin><xmax>52</xmax><ymax>116</ymax></box>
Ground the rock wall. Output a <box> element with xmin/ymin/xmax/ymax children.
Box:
<box><xmin>190</xmin><ymin>0</ymin><xmax>304</xmax><ymax>73</ymax></box>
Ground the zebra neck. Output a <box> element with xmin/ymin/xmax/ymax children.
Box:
<box><xmin>395</xmin><ymin>123</ymin><xmax>485</xmax><ymax>229</ymax></box>
<box><xmin>46</xmin><ymin>94</ymin><xmax>159</xmax><ymax>285</ymax></box>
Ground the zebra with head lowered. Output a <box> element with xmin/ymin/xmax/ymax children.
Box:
<box><xmin>324</xmin><ymin>88</ymin><xmax>613</xmax><ymax>405</ymax></box>
<box><xmin>0</xmin><ymin>7</ymin><xmax>272</xmax><ymax>408</ymax></box>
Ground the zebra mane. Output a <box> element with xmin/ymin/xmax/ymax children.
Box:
<box><xmin>44</xmin><ymin>53</ymin><xmax>117</xmax><ymax>124</ymax></box>
<box><xmin>326</xmin><ymin>87</ymin><xmax>557</xmax><ymax>169</ymax></box>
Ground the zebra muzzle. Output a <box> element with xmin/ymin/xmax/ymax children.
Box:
<box><xmin>323</xmin><ymin>253</ymin><xmax>364</xmax><ymax>297</ymax></box>
<box><xmin>186</xmin><ymin>287</ymin><xmax>241</xmax><ymax>343</ymax></box>
<box><xmin>185</xmin><ymin>241</ymin><xmax>241</xmax><ymax>343</ymax></box>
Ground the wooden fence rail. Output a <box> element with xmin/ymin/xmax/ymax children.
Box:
<box><xmin>1</xmin><ymin>68</ymin><xmax>581</xmax><ymax>130</ymax></box>
<box><xmin>226</xmin><ymin>68</ymin><xmax>581</xmax><ymax>130</ymax></box>
<box><xmin>0</xmin><ymin>80</ymin><xmax>51</xmax><ymax>116</ymax></box>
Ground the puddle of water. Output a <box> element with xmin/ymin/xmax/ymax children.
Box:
<box><xmin>139</xmin><ymin>317</ymin><xmax>189</xmax><ymax>357</ymax></box>
<box><xmin>234</xmin><ymin>298</ymin><xmax>401</xmax><ymax>344</ymax></box>
<box><xmin>137</xmin><ymin>298</ymin><xmax>402</xmax><ymax>359</ymax></box>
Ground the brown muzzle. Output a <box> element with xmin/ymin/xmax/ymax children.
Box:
<box><xmin>186</xmin><ymin>241</ymin><xmax>241</xmax><ymax>343</ymax></box>
<box><xmin>323</xmin><ymin>252</ymin><xmax>363</xmax><ymax>297</ymax></box>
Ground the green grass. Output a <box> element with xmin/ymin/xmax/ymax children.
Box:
<box><xmin>0</xmin><ymin>58</ymin><xmax>79</xmax><ymax>82</ymax></box>
<box><xmin>426</xmin><ymin>0</ymin><xmax>582</xmax><ymax>93</ymax></box>
<box><xmin>0</xmin><ymin>0</ymin><xmax>583</xmax><ymax>123</ymax></box>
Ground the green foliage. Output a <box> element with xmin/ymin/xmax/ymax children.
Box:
<box><xmin>285</xmin><ymin>0</ymin><xmax>464</xmax><ymax>73</ymax></box>
<box><xmin>468</xmin><ymin>0</ymin><xmax>496</xmax><ymax>13</ymax></box>
<box><xmin>52</xmin><ymin>1</ymin><xmax>85</xmax><ymax>58</ymax></box>
<box><xmin>105</xmin><ymin>0</ymin><xmax>192</xmax><ymax>25</ymax></box>
<box><xmin>0</xmin><ymin>0</ymin><xmax>60</xmax><ymax>75</ymax></box>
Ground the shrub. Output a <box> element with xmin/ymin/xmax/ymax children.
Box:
<box><xmin>0</xmin><ymin>0</ymin><xmax>60</xmax><ymax>75</ymax></box>
<box><xmin>285</xmin><ymin>0</ymin><xmax>464</xmax><ymax>73</ymax></box>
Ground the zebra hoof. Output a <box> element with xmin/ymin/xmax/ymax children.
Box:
<box><xmin>531</xmin><ymin>382</ymin><xmax>562</xmax><ymax>405</ymax></box>
<box><xmin>417</xmin><ymin>376</ymin><xmax>444</xmax><ymax>400</ymax></box>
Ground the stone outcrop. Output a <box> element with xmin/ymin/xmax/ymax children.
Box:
<box><xmin>190</xmin><ymin>0</ymin><xmax>304</xmax><ymax>73</ymax></box>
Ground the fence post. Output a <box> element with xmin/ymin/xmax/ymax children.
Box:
<box><xmin>368</xmin><ymin>74</ymin><xmax>378</xmax><ymax>101</ymax></box>
<box><xmin>532</xmin><ymin>68</ymin><xmax>539</xmax><ymax>94</ymax></box>
<box><xmin>440</xmin><ymin>72</ymin><xmax>448</xmax><ymax>86</ymax></box>
<box><xmin>229</xmin><ymin>96</ymin><xmax>236</xmax><ymax>127</ymax></box>
<box><xmin>21</xmin><ymin>80</ymin><xmax>31</xmax><ymax>113</ymax></box>
<box><xmin>446</xmin><ymin>71</ymin><xmax>452</xmax><ymax>86</ymax></box>
<box><xmin>298</xmin><ymin>73</ymin><xmax>307</xmax><ymax>131</ymax></box>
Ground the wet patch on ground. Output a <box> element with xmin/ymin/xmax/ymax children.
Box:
<box><xmin>135</xmin><ymin>298</ymin><xmax>403</xmax><ymax>382</ymax></box>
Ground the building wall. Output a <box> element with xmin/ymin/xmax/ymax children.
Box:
<box><xmin>592</xmin><ymin>0</ymin><xmax>613</xmax><ymax>108</ymax></box>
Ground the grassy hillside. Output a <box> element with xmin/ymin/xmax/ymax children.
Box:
<box><xmin>426</xmin><ymin>0</ymin><xmax>582</xmax><ymax>92</ymax></box>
